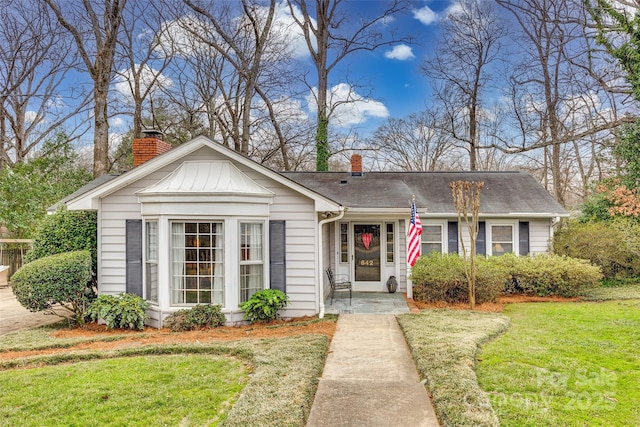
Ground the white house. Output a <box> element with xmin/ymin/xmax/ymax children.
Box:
<box><xmin>55</xmin><ymin>134</ymin><xmax>568</xmax><ymax>326</ymax></box>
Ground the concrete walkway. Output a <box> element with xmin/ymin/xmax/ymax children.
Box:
<box><xmin>0</xmin><ymin>286</ymin><xmax>65</xmax><ymax>336</ymax></box>
<box><xmin>307</xmin><ymin>314</ymin><xmax>440</xmax><ymax>427</ymax></box>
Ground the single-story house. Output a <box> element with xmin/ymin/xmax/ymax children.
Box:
<box><xmin>54</xmin><ymin>134</ymin><xmax>568</xmax><ymax>326</ymax></box>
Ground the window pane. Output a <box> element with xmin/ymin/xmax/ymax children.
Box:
<box><xmin>240</xmin><ymin>222</ymin><xmax>264</xmax><ymax>303</ymax></box>
<box><xmin>145</xmin><ymin>221</ymin><xmax>158</xmax><ymax>303</ymax></box>
<box><xmin>422</xmin><ymin>242</ymin><xmax>442</xmax><ymax>255</ymax></box>
<box><xmin>340</xmin><ymin>223</ymin><xmax>348</xmax><ymax>263</ymax></box>
<box><xmin>386</xmin><ymin>222</ymin><xmax>394</xmax><ymax>263</ymax></box>
<box><xmin>492</xmin><ymin>243</ymin><xmax>513</xmax><ymax>256</ymax></box>
<box><xmin>240</xmin><ymin>223</ymin><xmax>263</xmax><ymax>262</ymax></box>
<box><xmin>423</xmin><ymin>225</ymin><xmax>442</xmax><ymax>242</ymax></box>
<box><xmin>171</xmin><ymin>221</ymin><xmax>224</xmax><ymax>306</ymax></box>
<box><xmin>492</xmin><ymin>225</ymin><xmax>512</xmax><ymax>242</ymax></box>
<box><xmin>240</xmin><ymin>264</ymin><xmax>262</xmax><ymax>302</ymax></box>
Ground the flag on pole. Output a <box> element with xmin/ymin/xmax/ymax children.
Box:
<box><xmin>408</xmin><ymin>197</ymin><xmax>422</xmax><ymax>267</ymax></box>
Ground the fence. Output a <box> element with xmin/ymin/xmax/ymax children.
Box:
<box><xmin>0</xmin><ymin>239</ymin><xmax>33</xmax><ymax>279</ymax></box>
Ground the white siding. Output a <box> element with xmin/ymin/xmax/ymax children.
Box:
<box><xmin>530</xmin><ymin>218</ymin><xmax>552</xmax><ymax>254</ymax></box>
<box><xmin>398</xmin><ymin>219</ymin><xmax>407</xmax><ymax>292</ymax></box>
<box><xmin>97</xmin><ymin>146</ymin><xmax>319</xmax><ymax>317</ymax></box>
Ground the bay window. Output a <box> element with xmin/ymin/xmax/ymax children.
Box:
<box><xmin>145</xmin><ymin>221</ymin><xmax>158</xmax><ymax>303</ymax></box>
<box><xmin>240</xmin><ymin>222</ymin><xmax>264</xmax><ymax>302</ymax></box>
<box><xmin>171</xmin><ymin>221</ymin><xmax>224</xmax><ymax>305</ymax></box>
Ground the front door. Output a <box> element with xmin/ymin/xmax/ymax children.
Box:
<box><xmin>353</xmin><ymin>224</ymin><xmax>381</xmax><ymax>290</ymax></box>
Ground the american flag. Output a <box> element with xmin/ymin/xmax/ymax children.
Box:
<box><xmin>408</xmin><ymin>198</ymin><xmax>422</xmax><ymax>267</ymax></box>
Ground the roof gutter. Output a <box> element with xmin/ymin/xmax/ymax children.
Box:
<box><xmin>317</xmin><ymin>208</ymin><xmax>345</xmax><ymax>318</ymax></box>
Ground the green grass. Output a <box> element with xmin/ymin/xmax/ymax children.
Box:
<box><xmin>0</xmin><ymin>354</ymin><xmax>248</xmax><ymax>426</ymax></box>
<box><xmin>0</xmin><ymin>332</ymin><xmax>330</xmax><ymax>426</ymax></box>
<box><xmin>476</xmin><ymin>301</ymin><xmax>640</xmax><ymax>427</ymax></box>
<box><xmin>582</xmin><ymin>284</ymin><xmax>640</xmax><ymax>301</ymax></box>
<box><xmin>398</xmin><ymin>310</ymin><xmax>510</xmax><ymax>427</ymax></box>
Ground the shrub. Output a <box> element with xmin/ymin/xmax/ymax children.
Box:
<box><xmin>496</xmin><ymin>253</ymin><xmax>602</xmax><ymax>297</ymax></box>
<box><xmin>240</xmin><ymin>289</ymin><xmax>289</xmax><ymax>324</ymax></box>
<box><xmin>164</xmin><ymin>304</ymin><xmax>226</xmax><ymax>332</ymax></box>
<box><xmin>554</xmin><ymin>218</ymin><xmax>640</xmax><ymax>278</ymax></box>
<box><xmin>410</xmin><ymin>252</ymin><xmax>508</xmax><ymax>304</ymax></box>
<box><xmin>11</xmin><ymin>250</ymin><xmax>92</xmax><ymax>324</ymax></box>
<box><xmin>87</xmin><ymin>293</ymin><xmax>149</xmax><ymax>330</ymax></box>
<box><xmin>27</xmin><ymin>209</ymin><xmax>98</xmax><ymax>276</ymax></box>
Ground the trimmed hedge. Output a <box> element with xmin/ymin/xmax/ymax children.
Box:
<box><xmin>27</xmin><ymin>209</ymin><xmax>97</xmax><ymax>275</ymax></box>
<box><xmin>410</xmin><ymin>253</ymin><xmax>509</xmax><ymax>304</ymax></box>
<box><xmin>87</xmin><ymin>293</ymin><xmax>149</xmax><ymax>330</ymax></box>
<box><xmin>11</xmin><ymin>250</ymin><xmax>92</xmax><ymax>322</ymax></box>
<box><xmin>497</xmin><ymin>254</ymin><xmax>602</xmax><ymax>297</ymax></box>
<box><xmin>164</xmin><ymin>304</ymin><xmax>227</xmax><ymax>331</ymax></box>
<box><xmin>411</xmin><ymin>252</ymin><xmax>603</xmax><ymax>303</ymax></box>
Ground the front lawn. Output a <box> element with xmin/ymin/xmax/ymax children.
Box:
<box><xmin>0</xmin><ymin>320</ymin><xmax>333</xmax><ymax>427</ymax></box>
<box><xmin>476</xmin><ymin>301</ymin><xmax>640</xmax><ymax>427</ymax></box>
<box><xmin>0</xmin><ymin>354</ymin><xmax>247</xmax><ymax>426</ymax></box>
<box><xmin>398</xmin><ymin>309</ymin><xmax>510</xmax><ymax>427</ymax></box>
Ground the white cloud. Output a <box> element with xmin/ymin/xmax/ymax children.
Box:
<box><xmin>306</xmin><ymin>83</ymin><xmax>389</xmax><ymax>127</ymax></box>
<box><xmin>413</xmin><ymin>5</ymin><xmax>438</xmax><ymax>25</ymax></box>
<box><xmin>24</xmin><ymin>111</ymin><xmax>39</xmax><ymax>124</ymax></box>
<box><xmin>271</xmin><ymin>1</ymin><xmax>316</xmax><ymax>59</ymax></box>
<box><xmin>114</xmin><ymin>64</ymin><xmax>172</xmax><ymax>102</ymax></box>
<box><xmin>385</xmin><ymin>44</ymin><xmax>415</xmax><ymax>60</ymax></box>
<box><xmin>109</xmin><ymin>117</ymin><xmax>126</xmax><ymax>129</ymax></box>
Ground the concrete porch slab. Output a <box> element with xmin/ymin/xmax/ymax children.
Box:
<box><xmin>324</xmin><ymin>291</ymin><xmax>410</xmax><ymax>315</ymax></box>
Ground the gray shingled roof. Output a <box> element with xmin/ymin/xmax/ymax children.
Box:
<box><xmin>281</xmin><ymin>171</ymin><xmax>567</xmax><ymax>215</ymax></box>
<box><xmin>47</xmin><ymin>174</ymin><xmax>119</xmax><ymax>212</ymax></box>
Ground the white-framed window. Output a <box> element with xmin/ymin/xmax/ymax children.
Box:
<box><xmin>422</xmin><ymin>222</ymin><xmax>446</xmax><ymax>255</ymax></box>
<box><xmin>240</xmin><ymin>222</ymin><xmax>264</xmax><ymax>303</ymax></box>
<box><xmin>386</xmin><ymin>222</ymin><xmax>394</xmax><ymax>263</ymax></box>
<box><xmin>488</xmin><ymin>223</ymin><xmax>515</xmax><ymax>256</ymax></box>
<box><xmin>170</xmin><ymin>221</ymin><xmax>224</xmax><ymax>306</ymax></box>
<box><xmin>339</xmin><ymin>222</ymin><xmax>349</xmax><ymax>263</ymax></box>
<box><xmin>145</xmin><ymin>220</ymin><xmax>158</xmax><ymax>303</ymax></box>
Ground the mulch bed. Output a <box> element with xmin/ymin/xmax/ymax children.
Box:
<box><xmin>0</xmin><ymin>317</ymin><xmax>337</xmax><ymax>361</ymax></box>
<box><xmin>414</xmin><ymin>294</ymin><xmax>582</xmax><ymax>312</ymax></box>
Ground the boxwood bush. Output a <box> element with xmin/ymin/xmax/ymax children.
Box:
<box><xmin>496</xmin><ymin>253</ymin><xmax>602</xmax><ymax>297</ymax></box>
<box><xmin>86</xmin><ymin>293</ymin><xmax>149</xmax><ymax>330</ymax></box>
<box><xmin>410</xmin><ymin>253</ymin><xmax>509</xmax><ymax>304</ymax></box>
<box><xmin>11</xmin><ymin>250</ymin><xmax>92</xmax><ymax>323</ymax></box>
<box><xmin>27</xmin><ymin>209</ymin><xmax>98</xmax><ymax>277</ymax></box>
<box><xmin>411</xmin><ymin>252</ymin><xmax>602</xmax><ymax>303</ymax></box>
<box><xmin>164</xmin><ymin>304</ymin><xmax>227</xmax><ymax>331</ymax></box>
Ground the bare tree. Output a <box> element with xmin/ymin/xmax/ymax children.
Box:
<box><xmin>423</xmin><ymin>0</ymin><xmax>507</xmax><ymax>171</ymax></box>
<box><xmin>450</xmin><ymin>180</ymin><xmax>484</xmax><ymax>309</ymax></box>
<box><xmin>115</xmin><ymin>1</ymin><xmax>173</xmax><ymax>139</ymax></box>
<box><xmin>287</xmin><ymin>0</ymin><xmax>411</xmax><ymax>171</ymax></box>
<box><xmin>43</xmin><ymin>0</ymin><xmax>128</xmax><ymax>178</ymax></box>
<box><xmin>0</xmin><ymin>2</ymin><xmax>90</xmax><ymax>167</ymax></box>
<box><xmin>495</xmin><ymin>0</ymin><xmax>635</xmax><ymax>205</ymax></box>
<box><xmin>369</xmin><ymin>110</ymin><xmax>457</xmax><ymax>171</ymax></box>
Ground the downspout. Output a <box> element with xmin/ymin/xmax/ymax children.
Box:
<box><xmin>317</xmin><ymin>208</ymin><xmax>345</xmax><ymax>318</ymax></box>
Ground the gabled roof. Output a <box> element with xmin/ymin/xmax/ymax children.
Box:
<box><xmin>60</xmin><ymin>136</ymin><xmax>341</xmax><ymax>213</ymax></box>
<box><xmin>282</xmin><ymin>171</ymin><xmax>568</xmax><ymax>217</ymax></box>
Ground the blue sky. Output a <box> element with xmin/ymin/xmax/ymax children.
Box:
<box><xmin>98</xmin><ymin>1</ymin><xmax>467</xmax><ymax>144</ymax></box>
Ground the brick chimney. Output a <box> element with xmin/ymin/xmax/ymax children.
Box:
<box><xmin>350</xmin><ymin>154</ymin><xmax>362</xmax><ymax>177</ymax></box>
<box><xmin>132</xmin><ymin>130</ymin><xmax>172</xmax><ymax>167</ymax></box>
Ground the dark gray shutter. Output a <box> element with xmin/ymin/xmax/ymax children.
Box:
<box><xmin>269</xmin><ymin>220</ymin><xmax>286</xmax><ymax>293</ymax></box>
<box><xmin>519</xmin><ymin>221</ymin><xmax>530</xmax><ymax>256</ymax></box>
<box><xmin>125</xmin><ymin>220</ymin><xmax>143</xmax><ymax>296</ymax></box>
<box><xmin>448</xmin><ymin>221</ymin><xmax>458</xmax><ymax>254</ymax></box>
<box><xmin>476</xmin><ymin>221</ymin><xmax>486</xmax><ymax>256</ymax></box>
